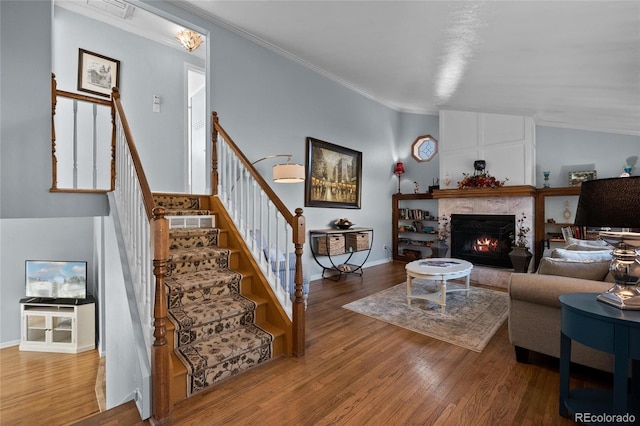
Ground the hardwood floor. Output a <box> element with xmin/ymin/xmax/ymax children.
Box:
<box><xmin>1</xmin><ymin>262</ymin><xmax>610</xmax><ymax>425</ymax></box>
<box><xmin>0</xmin><ymin>345</ymin><xmax>102</xmax><ymax>425</ymax></box>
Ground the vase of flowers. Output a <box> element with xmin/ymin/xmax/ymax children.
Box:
<box><xmin>509</xmin><ymin>212</ymin><xmax>533</xmax><ymax>273</ymax></box>
<box><xmin>458</xmin><ymin>172</ymin><xmax>507</xmax><ymax>189</ymax></box>
<box><xmin>431</xmin><ymin>216</ymin><xmax>450</xmax><ymax>258</ymax></box>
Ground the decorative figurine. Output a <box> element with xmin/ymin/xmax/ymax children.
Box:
<box><xmin>413</xmin><ymin>181</ymin><xmax>420</xmax><ymax>193</ymax></box>
<box><xmin>563</xmin><ymin>201</ymin><xmax>572</xmax><ymax>221</ymax></box>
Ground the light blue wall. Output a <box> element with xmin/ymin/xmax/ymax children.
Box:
<box><xmin>0</xmin><ymin>217</ymin><xmax>97</xmax><ymax>344</ymax></box>
<box><xmin>536</xmin><ymin>126</ymin><xmax>639</xmax><ymax>187</ymax></box>
<box><xmin>54</xmin><ymin>6</ymin><xmax>205</xmax><ymax>193</ymax></box>
<box><xmin>0</xmin><ymin>0</ymin><xmax>109</xmax><ymax>219</ymax></box>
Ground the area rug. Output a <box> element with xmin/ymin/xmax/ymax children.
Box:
<box><xmin>342</xmin><ymin>280</ymin><xmax>508</xmax><ymax>352</ymax></box>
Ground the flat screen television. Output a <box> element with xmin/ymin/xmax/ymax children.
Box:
<box><xmin>25</xmin><ymin>260</ymin><xmax>88</xmax><ymax>300</ymax></box>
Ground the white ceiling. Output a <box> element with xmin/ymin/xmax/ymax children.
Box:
<box><xmin>59</xmin><ymin>1</ymin><xmax>640</xmax><ymax>135</ymax></box>
<box><xmin>175</xmin><ymin>0</ymin><xmax>640</xmax><ymax>135</ymax></box>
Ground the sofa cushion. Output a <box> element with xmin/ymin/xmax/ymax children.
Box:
<box><xmin>551</xmin><ymin>248</ymin><xmax>612</xmax><ymax>262</ymax></box>
<box><xmin>537</xmin><ymin>257</ymin><xmax>610</xmax><ymax>281</ymax></box>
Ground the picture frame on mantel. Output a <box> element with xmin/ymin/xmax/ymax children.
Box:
<box><xmin>77</xmin><ymin>49</ymin><xmax>120</xmax><ymax>98</ymax></box>
<box><xmin>568</xmin><ymin>170</ymin><xmax>597</xmax><ymax>187</ymax></box>
<box><xmin>305</xmin><ymin>137</ymin><xmax>362</xmax><ymax>209</ymax></box>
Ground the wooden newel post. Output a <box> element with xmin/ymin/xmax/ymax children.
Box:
<box><xmin>292</xmin><ymin>208</ymin><xmax>306</xmax><ymax>357</ymax></box>
<box><xmin>151</xmin><ymin>207</ymin><xmax>171</xmax><ymax>424</ymax></box>
<box><xmin>211</xmin><ymin>112</ymin><xmax>219</xmax><ymax>196</ymax></box>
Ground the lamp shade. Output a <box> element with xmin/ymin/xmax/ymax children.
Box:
<box><xmin>273</xmin><ymin>163</ymin><xmax>305</xmax><ymax>183</ymax></box>
<box><xmin>574</xmin><ymin>176</ymin><xmax>640</xmax><ymax>228</ymax></box>
<box><xmin>394</xmin><ymin>162</ymin><xmax>405</xmax><ymax>175</ymax></box>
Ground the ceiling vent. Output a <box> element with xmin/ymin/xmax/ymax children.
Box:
<box><xmin>86</xmin><ymin>0</ymin><xmax>135</xmax><ymax>20</ymax></box>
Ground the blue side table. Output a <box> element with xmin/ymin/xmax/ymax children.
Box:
<box><xmin>559</xmin><ymin>293</ymin><xmax>640</xmax><ymax>420</ymax></box>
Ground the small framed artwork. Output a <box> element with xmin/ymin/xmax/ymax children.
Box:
<box><xmin>568</xmin><ymin>170</ymin><xmax>597</xmax><ymax>187</ymax></box>
<box><xmin>305</xmin><ymin>137</ymin><xmax>362</xmax><ymax>209</ymax></box>
<box><xmin>77</xmin><ymin>49</ymin><xmax>120</xmax><ymax>98</ymax></box>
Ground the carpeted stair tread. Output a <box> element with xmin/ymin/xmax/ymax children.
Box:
<box><xmin>169</xmin><ymin>228</ymin><xmax>220</xmax><ymax>250</ymax></box>
<box><xmin>168</xmin><ymin>293</ymin><xmax>257</xmax><ymax>331</ymax></box>
<box><xmin>175</xmin><ymin>324</ymin><xmax>273</xmax><ymax>375</ymax></box>
<box><xmin>168</xmin><ymin>246</ymin><xmax>231</xmax><ymax>265</ymax></box>
<box><xmin>153</xmin><ymin>195</ymin><xmax>201</xmax><ymax>210</ymax></box>
<box><xmin>166</xmin><ymin>269</ymin><xmax>241</xmax><ymax>308</ymax></box>
<box><xmin>186</xmin><ymin>340</ymin><xmax>272</xmax><ymax>395</ymax></box>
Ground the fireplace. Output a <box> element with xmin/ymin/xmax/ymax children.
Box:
<box><xmin>450</xmin><ymin>214</ymin><xmax>515</xmax><ymax>268</ymax></box>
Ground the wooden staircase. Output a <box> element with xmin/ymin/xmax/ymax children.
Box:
<box><xmin>153</xmin><ymin>194</ymin><xmax>287</xmax><ymax>403</ymax></box>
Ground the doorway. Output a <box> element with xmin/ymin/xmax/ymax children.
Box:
<box><xmin>186</xmin><ymin>65</ymin><xmax>206</xmax><ymax>194</ymax></box>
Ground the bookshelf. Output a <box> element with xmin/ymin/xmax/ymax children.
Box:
<box><xmin>392</xmin><ymin>193</ymin><xmax>438</xmax><ymax>262</ymax></box>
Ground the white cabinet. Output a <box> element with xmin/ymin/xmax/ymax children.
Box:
<box><xmin>20</xmin><ymin>301</ymin><xmax>95</xmax><ymax>353</ymax></box>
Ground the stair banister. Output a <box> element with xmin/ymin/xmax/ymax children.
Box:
<box><xmin>212</xmin><ymin>112</ymin><xmax>306</xmax><ymax>356</ymax></box>
<box><xmin>112</xmin><ymin>88</ymin><xmax>171</xmax><ymax>424</ymax></box>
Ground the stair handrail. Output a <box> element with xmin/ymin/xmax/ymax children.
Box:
<box><xmin>211</xmin><ymin>112</ymin><xmax>306</xmax><ymax>356</ymax></box>
<box><xmin>111</xmin><ymin>88</ymin><xmax>171</xmax><ymax>423</ymax></box>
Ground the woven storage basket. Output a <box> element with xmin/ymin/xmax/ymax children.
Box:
<box><xmin>345</xmin><ymin>232</ymin><xmax>369</xmax><ymax>252</ymax></box>
<box><xmin>317</xmin><ymin>235</ymin><xmax>345</xmax><ymax>255</ymax></box>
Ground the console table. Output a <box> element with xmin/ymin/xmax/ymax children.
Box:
<box><xmin>309</xmin><ymin>227</ymin><xmax>373</xmax><ymax>280</ymax></box>
<box><xmin>559</xmin><ymin>293</ymin><xmax>640</xmax><ymax>419</ymax></box>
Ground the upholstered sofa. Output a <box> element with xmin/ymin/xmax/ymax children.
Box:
<box><xmin>508</xmin><ymin>239</ymin><xmax>616</xmax><ymax>372</ymax></box>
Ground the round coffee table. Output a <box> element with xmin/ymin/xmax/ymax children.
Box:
<box><xmin>405</xmin><ymin>258</ymin><xmax>473</xmax><ymax>313</ymax></box>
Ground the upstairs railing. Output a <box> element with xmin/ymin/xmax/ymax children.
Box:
<box><xmin>51</xmin><ymin>74</ymin><xmax>115</xmax><ymax>192</ymax></box>
<box><xmin>212</xmin><ymin>112</ymin><xmax>306</xmax><ymax>356</ymax></box>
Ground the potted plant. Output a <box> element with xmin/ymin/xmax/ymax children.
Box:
<box><xmin>431</xmin><ymin>216</ymin><xmax>450</xmax><ymax>258</ymax></box>
<box><xmin>509</xmin><ymin>212</ymin><xmax>533</xmax><ymax>273</ymax></box>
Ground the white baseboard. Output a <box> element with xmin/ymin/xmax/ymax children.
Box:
<box><xmin>0</xmin><ymin>340</ymin><xmax>20</xmax><ymax>349</ymax></box>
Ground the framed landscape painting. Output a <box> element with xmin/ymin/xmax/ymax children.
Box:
<box><xmin>568</xmin><ymin>170</ymin><xmax>597</xmax><ymax>187</ymax></box>
<box><xmin>77</xmin><ymin>49</ymin><xmax>120</xmax><ymax>98</ymax></box>
<box><xmin>305</xmin><ymin>137</ymin><xmax>362</xmax><ymax>209</ymax></box>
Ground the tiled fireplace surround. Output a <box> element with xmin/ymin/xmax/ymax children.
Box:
<box><xmin>436</xmin><ymin>190</ymin><xmax>535</xmax><ymax>289</ymax></box>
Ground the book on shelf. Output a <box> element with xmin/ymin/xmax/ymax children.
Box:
<box><xmin>397</xmin><ymin>208</ymin><xmax>433</xmax><ymax>220</ymax></box>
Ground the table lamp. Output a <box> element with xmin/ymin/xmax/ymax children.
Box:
<box><xmin>394</xmin><ymin>162</ymin><xmax>405</xmax><ymax>193</ymax></box>
<box><xmin>574</xmin><ymin>176</ymin><xmax>640</xmax><ymax>309</ymax></box>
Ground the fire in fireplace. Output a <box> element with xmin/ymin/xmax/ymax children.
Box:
<box><xmin>450</xmin><ymin>214</ymin><xmax>515</xmax><ymax>268</ymax></box>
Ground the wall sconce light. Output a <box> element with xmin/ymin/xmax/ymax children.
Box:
<box><xmin>254</xmin><ymin>154</ymin><xmax>305</xmax><ymax>183</ymax></box>
<box><xmin>176</xmin><ymin>29</ymin><xmax>203</xmax><ymax>52</ymax></box>
<box><xmin>394</xmin><ymin>162</ymin><xmax>405</xmax><ymax>193</ymax></box>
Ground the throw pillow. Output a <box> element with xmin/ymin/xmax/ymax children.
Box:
<box><xmin>537</xmin><ymin>257</ymin><xmax>610</xmax><ymax>281</ymax></box>
<box><xmin>564</xmin><ymin>237</ymin><xmax>613</xmax><ymax>250</ymax></box>
<box><xmin>551</xmin><ymin>248</ymin><xmax>612</xmax><ymax>262</ymax></box>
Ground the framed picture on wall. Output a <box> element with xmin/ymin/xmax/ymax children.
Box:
<box><xmin>77</xmin><ymin>49</ymin><xmax>120</xmax><ymax>98</ymax></box>
<box><xmin>568</xmin><ymin>170</ymin><xmax>597</xmax><ymax>187</ymax></box>
<box><xmin>305</xmin><ymin>137</ymin><xmax>362</xmax><ymax>209</ymax></box>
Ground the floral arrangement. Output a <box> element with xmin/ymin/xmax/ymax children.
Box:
<box><xmin>334</xmin><ymin>218</ymin><xmax>353</xmax><ymax>229</ymax></box>
<box><xmin>437</xmin><ymin>216</ymin><xmax>450</xmax><ymax>241</ymax></box>
<box><xmin>458</xmin><ymin>172</ymin><xmax>507</xmax><ymax>189</ymax></box>
<box><xmin>512</xmin><ymin>212</ymin><xmax>530</xmax><ymax>248</ymax></box>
